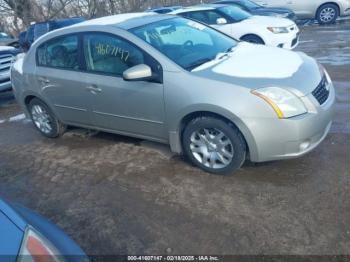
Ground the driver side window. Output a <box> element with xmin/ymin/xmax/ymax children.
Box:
<box><xmin>83</xmin><ymin>33</ymin><xmax>144</xmax><ymax>76</ymax></box>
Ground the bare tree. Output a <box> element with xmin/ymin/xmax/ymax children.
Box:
<box><xmin>0</xmin><ymin>0</ymin><xmax>209</xmax><ymax>35</ymax></box>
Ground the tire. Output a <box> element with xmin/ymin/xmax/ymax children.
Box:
<box><xmin>182</xmin><ymin>116</ymin><xmax>246</xmax><ymax>175</ymax></box>
<box><xmin>316</xmin><ymin>4</ymin><xmax>339</xmax><ymax>24</ymax></box>
<box><xmin>28</xmin><ymin>98</ymin><xmax>66</xmax><ymax>138</ymax></box>
<box><xmin>240</xmin><ymin>35</ymin><xmax>265</xmax><ymax>45</ymax></box>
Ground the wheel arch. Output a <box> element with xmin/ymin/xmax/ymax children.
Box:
<box><xmin>22</xmin><ymin>92</ymin><xmax>61</xmax><ymax>121</ymax></box>
<box><xmin>239</xmin><ymin>34</ymin><xmax>265</xmax><ymax>45</ymax></box>
<box><xmin>169</xmin><ymin>107</ymin><xmax>259</xmax><ymax>161</ymax></box>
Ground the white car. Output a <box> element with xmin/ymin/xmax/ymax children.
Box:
<box><xmin>171</xmin><ymin>4</ymin><xmax>300</xmax><ymax>49</ymax></box>
<box><xmin>255</xmin><ymin>0</ymin><xmax>350</xmax><ymax>24</ymax></box>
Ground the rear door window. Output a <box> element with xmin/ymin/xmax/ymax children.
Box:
<box><xmin>37</xmin><ymin>34</ymin><xmax>79</xmax><ymax>70</ymax></box>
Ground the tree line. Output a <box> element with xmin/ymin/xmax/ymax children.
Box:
<box><xmin>0</xmin><ymin>0</ymin><xmax>208</xmax><ymax>36</ymax></box>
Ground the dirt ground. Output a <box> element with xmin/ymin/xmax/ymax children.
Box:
<box><xmin>0</xmin><ymin>20</ymin><xmax>350</xmax><ymax>256</ymax></box>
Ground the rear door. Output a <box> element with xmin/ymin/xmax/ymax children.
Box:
<box><xmin>35</xmin><ymin>34</ymin><xmax>93</xmax><ymax>126</ymax></box>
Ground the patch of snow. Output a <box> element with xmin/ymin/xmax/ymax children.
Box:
<box><xmin>9</xmin><ymin>114</ymin><xmax>26</xmax><ymax>122</ymax></box>
<box><xmin>195</xmin><ymin>42</ymin><xmax>303</xmax><ymax>79</ymax></box>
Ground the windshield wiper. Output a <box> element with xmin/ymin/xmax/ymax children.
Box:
<box><xmin>185</xmin><ymin>57</ymin><xmax>214</xmax><ymax>71</ymax></box>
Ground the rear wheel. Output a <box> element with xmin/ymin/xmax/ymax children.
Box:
<box><xmin>317</xmin><ymin>4</ymin><xmax>339</xmax><ymax>24</ymax></box>
<box><xmin>182</xmin><ymin>116</ymin><xmax>246</xmax><ymax>175</ymax></box>
<box><xmin>28</xmin><ymin>98</ymin><xmax>66</xmax><ymax>138</ymax></box>
<box><xmin>240</xmin><ymin>35</ymin><xmax>265</xmax><ymax>45</ymax></box>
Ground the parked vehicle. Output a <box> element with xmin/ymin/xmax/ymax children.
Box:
<box><xmin>18</xmin><ymin>31</ymin><xmax>27</xmax><ymax>51</ymax></box>
<box><xmin>21</xmin><ymin>17</ymin><xmax>85</xmax><ymax>51</ymax></box>
<box><xmin>146</xmin><ymin>5</ymin><xmax>182</xmax><ymax>14</ymax></box>
<box><xmin>11</xmin><ymin>13</ymin><xmax>335</xmax><ymax>174</ymax></box>
<box><xmin>0</xmin><ymin>46</ymin><xmax>21</xmax><ymax>92</ymax></box>
<box><xmin>212</xmin><ymin>0</ymin><xmax>296</xmax><ymax>20</ymax></box>
<box><xmin>0</xmin><ymin>198</ymin><xmax>88</xmax><ymax>261</ymax></box>
<box><xmin>0</xmin><ymin>32</ymin><xmax>19</xmax><ymax>48</ymax></box>
<box><xmin>254</xmin><ymin>0</ymin><xmax>350</xmax><ymax>24</ymax></box>
<box><xmin>171</xmin><ymin>5</ymin><xmax>300</xmax><ymax>49</ymax></box>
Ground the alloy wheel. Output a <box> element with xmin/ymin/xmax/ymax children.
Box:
<box><xmin>189</xmin><ymin>128</ymin><xmax>234</xmax><ymax>169</ymax></box>
<box><xmin>320</xmin><ymin>7</ymin><xmax>336</xmax><ymax>23</ymax></box>
<box><xmin>31</xmin><ymin>104</ymin><xmax>53</xmax><ymax>134</ymax></box>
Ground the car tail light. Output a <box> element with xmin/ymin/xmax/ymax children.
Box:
<box><xmin>17</xmin><ymin>227</ymin><xmax>61</xmax><ymax>262</ymax></box>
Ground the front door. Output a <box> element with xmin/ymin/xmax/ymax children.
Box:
<box><xmin>81</xmin><ymin>32</ymin><xmax>166</xmax><ymax>140</ymax></box>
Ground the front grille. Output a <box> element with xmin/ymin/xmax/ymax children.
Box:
<box><xmin>312</xmin><ymin>76</ymin><xmax>330</xmax><ymax>105</ymax></box>
<box><xmin>0</xmin><ymin>54</ymin><xmax>13</xmax><ymax>73</ymax></box>
<box><xmin>0</xmin><ymin>77</ymin><xmax>10</xmax><ymax>84</ymax></box>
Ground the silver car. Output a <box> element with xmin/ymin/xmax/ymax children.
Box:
<box><xmin>11</xmin><ymin>13</ymin><xmax>335</xmax><ymax>174</ymax></box>
<box><xmin>255</xmin><ymin>0</ymin><xmax>350</xmax><ymax>24</ymax></box>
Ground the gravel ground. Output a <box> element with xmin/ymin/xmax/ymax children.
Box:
<box><xmin>0</xmin><ymin>20</ymin><xmax>349</xmax><ymax>256</ymax></box>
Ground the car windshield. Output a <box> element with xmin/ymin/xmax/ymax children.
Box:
<box><xmin>219</xmin><ymin>5</ymin><xmax>252</xmax><ymax>21</ymax></box>
<box><xmin>129</xmin><ymin>17</ymin><xmax>237</xmax><ymax>70</ymax></box>
<box><xmin>240</xmin><ymin>0</ymin><xmax>261</xmax><ymax>9</ymax></box>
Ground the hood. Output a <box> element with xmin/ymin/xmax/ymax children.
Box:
<box><xmin>192</xmin><ymin>42</ymin><xmax>322</xmax><ymax>96</ymax></box>
<box><xmin>242</xmin><ymin>15</ymin><xmax>295</xmax><ymax>27</ymax></box>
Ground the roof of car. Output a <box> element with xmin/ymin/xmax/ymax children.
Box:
<box><xmin>170</xmin><ymin>6</ymin><xmax>215</xmax><ymax>14</ymax></box>
<box><xmin>72</xmin><ymin>12</ymin><xmax>174</xmax><ymax>30</ymax></box>
<box><xmin>170</xmin><ymin>4</ymin><xmax>229</xmax><ymax>14</ymax></box>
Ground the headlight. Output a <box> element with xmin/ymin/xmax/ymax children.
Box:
<box><xmin>252</xmin><ymin>87</ymin><xmax>307</xmax><ymax>119</ymax></box>
<box><xmin>267</xmin><ymin>26</ymin><xmax>289</xmax><ymax>34</ymax></box>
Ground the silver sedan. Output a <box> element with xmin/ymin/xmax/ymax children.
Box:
<box><xmin>11</xmin><ymin>13</ymin><xmax>335</xmax><ymax>174</ymax></box>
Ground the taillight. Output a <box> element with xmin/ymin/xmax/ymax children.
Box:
<box><xmin>17</xmin><ymin>227</ymin><xmax>62</xmax><ymax>262</ymax></box>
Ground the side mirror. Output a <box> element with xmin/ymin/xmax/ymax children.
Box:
<box><xmin>216</xmin><ymin>18</ymin><xmax>227</xmax><ymax>25</ymax></box>
<box><xmin>123</xmin><ymin>64</ymin><xmax>152</xmax><ymax>81</ymax></box>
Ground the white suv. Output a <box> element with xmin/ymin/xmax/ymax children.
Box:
<box><xmin>254</xmin><ymin>0</ymin><xmax>350</xmax><ymax>24</ymax></box>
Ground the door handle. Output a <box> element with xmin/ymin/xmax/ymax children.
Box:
<box><xmin>86</xmin><ymin>85</ymin><xmax>102</xmax><ymax>94</ymax></box>
<box><xmin>38</xmin><ymin>77</ymin><xmax>50</xmax><ymax>84</ymax></box>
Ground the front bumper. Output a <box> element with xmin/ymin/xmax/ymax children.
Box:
<box><xmin>246</xmin><ymin>83</ymin><xmax>335</xmax><ymax>162</ymax></box>
<box><xmin>267</xmin><ymin>27</ymin><xmax>300</xmax><ymax>50</ymax></box>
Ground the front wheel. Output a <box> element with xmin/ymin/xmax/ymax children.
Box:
<box><xmin>182</xmin><ymin>117</ymin><xmax>246</xmax><ymax>175</ymax></box>
<box><xmin>240</xmin><ymin>35</ymin><xmax>265</xmax><ymax>45</ymax></box>
<box><xmin>28</xmin><ymin>98</ymin><xmax>66</xmax><ymax>138</ymax></box>
<box><xmin>317</xmin><ymin>4</ymin><xmax>339</xmax><ymax>24</ymax></box>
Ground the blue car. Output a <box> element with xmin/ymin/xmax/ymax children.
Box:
<box><xmin>0</xmin><ymin>198</ymin><xmax>89</xmax><ymax>262</ymax></box>
<box><xmin>21</xmin><ymin>17</ymin><xmax>86</xmax><ymax>51</ymax></box>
